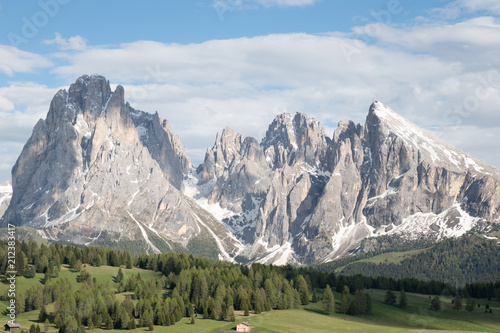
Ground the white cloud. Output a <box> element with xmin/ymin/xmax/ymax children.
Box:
<box><xmin>0</xmin><ymin>83</ymin><xmax>59</xmax><ymax>182</ymax></box>
<box><xmin>46</xmin><ymin>29</ymin><xmax>500</xmax><ymax>173</ymax></box>
<box><xmin>0</xmin><ymin>45</ymin><xmax>51</xmax><ymax>76</ymax></box>
<box><xmin>457</xmin><ymin>0</ymin><xmax>500</xmax><ymax>14</ymax></box>
<box><xmin>2</xmin><ymin>4</ymin><xmax>500</xmax><ymax>182</ymax></box>
<box><xmin>43</xmin><ymin>33</ymin><xmax>87</xmax><ymax>51</ymax></box>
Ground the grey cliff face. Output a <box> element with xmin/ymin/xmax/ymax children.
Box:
<box><xmin>1</xmin><ymin>75</ymin><xmax>238</xmax><ymax>258</ymax></box>
<box><xmin>3</xmin><ymin>75</ymin><xmax>500</xmax><ymax>265</ymax></box>
<box><xmin>192</xmin><ymin>101</ymin><xmax>500</xmax><ymax>264</ymax></box>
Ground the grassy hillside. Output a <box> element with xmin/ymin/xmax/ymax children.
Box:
<box><xmin>3</xmin><ymin>264</ymin><xmax>499</xmax><ymax>333</ymax></box>
<box><xmin>329</xmin><ymin>235</ymin><xmax>500</xmax><ymax>286</ymax></box>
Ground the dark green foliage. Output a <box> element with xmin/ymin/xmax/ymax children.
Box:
<box><xmin>365</xmin><ymin>292</ymin><xmax>372</xmax><ymax>314</ymax></box>
<box><xmin>385</xmin><ymin>290</ymin><xmax>396</xmax><ymax>305</ymax></box>
<box><xmin>399</xmin><ymin>289</ymin><xmax>407</xmax><ymax>309</ymax></box>
<box><xmin>341</xmin><ymin>285</ymin><xmax>350</xmax><ymax>314</ymax></box>
<box><xmin>430</xmin><ymin>296</ymin><xmax>441</xmax><ymax>311</ymax></box>
<box><xmin>148</xmin><ymin>323</ymin><xmax>154</xmax><ymax>331</ymax></box>
<box><xmin>76</xmin><ymin>269</ymin><xmax>91</xmax><ymax>282</ymax></box>
<box><xmin>73</xmin><ymin>260</ymin><xmax>82</xmax><ymax>272</ymax></box>
<box><xmin>190</xmin><ymin>316</ymin><xmax>195</xmax><ymax>324</ymax></box>
<box><xmin>29</xmin><ymin>324</ymin><xmax>36</xmax><ymax>333</ymax></box>
<box><xmin>44</xmin><ymin>319</ymin><xmax>49</xmax><ymax>333</ymax></box>
<box><xmin>38</xmin><ymin>304</ymin><xmax>47</xmax><ymax>322</ymax></box>
<box><xmin>465</xmin><ymin>297</ymin><xmax>476</xmax><ymax>312</ymax></box>
<box><xmin>336</xmin><ymin>236</ymin><xmax>500</xmax><ymax>286</ymax></box>
<box><xmin>453</xmin><ymin>296</ymin><xmax>462</xmax><ymax>311</ymax></box>
<box><xmin>26</xmin><ymin>265</ymin><xmax>36</xmax><ymax>278</ymax></box>
<box><xmin>127</xmin><ymin>318</ymin><xmax>136</xmax><ymax>330</ymax></box>
<box><xmin>116</xmin><ymin>267</ymin><xmax>124</xmax><ymax>282</ymax></box>
<box><xmin>3</xmin><ymin>238</ymin><xmax>500</xmax><ymax>333</ymax></box>
<box><xmin>322</xmin><ymin>284</ymin><xmax>334</xmax><ymax>315</ymax></box>
<box><xmin>312</xmin><ymin>289</ymin><xmax>318</xmax><ymax>303</ymax></box>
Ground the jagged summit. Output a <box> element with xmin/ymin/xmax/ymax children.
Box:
<box><xmin>2</xmin><ymin>76</ymin><xmax>499</xmax><ymax>265</ymax></box>
<box><xmin>365</xmin><ymin>100</ymin><xmax>494</xmax><ymax>174</ymax></box>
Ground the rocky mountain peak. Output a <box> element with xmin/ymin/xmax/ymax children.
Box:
<box><xmin>261</xmin><ymin>112</ymin><xmax>330</xmax><ymax>168</ymax></box>
<box><xmin>197</xmin><ymin>127</ymin><xmax>245</xmax><ymax>184</ymax></box>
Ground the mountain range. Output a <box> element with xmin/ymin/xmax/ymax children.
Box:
<box><xmin>1</xmin><ymin>74</ymin><xmax>499</xmax><ymax>264</ymax></box>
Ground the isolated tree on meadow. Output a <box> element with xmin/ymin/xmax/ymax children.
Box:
<box><xmin>385</xmin><ymin>290</ymin><xmax>396</xmax><ymax>305</ymax></box>
<box><xmin>453</xmin><ymin>296</ymin><xmax>462</xmax><ymax>311</ymax></box>
<box><xmin>430</xmin><ymin>296</ymin><xmax>441</xmax><ymax>311</ymax></box>
<box><xmin>399</xmin><ymin>289</ymin><xmax>408</xmax><ymax>309</ymax></box>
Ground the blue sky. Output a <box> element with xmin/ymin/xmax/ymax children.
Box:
<box><xmin>1</xmin><ymin>0</ymin><xmax>500</xmax><ymax>183</ymax></box>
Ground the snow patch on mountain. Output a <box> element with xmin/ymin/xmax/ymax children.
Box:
<box><xmin>377</xmin><ymin>203</ymin><xmax>480</xmax><ymax>240</ymax></box>
<box><xmin>0</xmin><ymin>182</ymin><xmax>12</xmax><ymax>220</ymax></box>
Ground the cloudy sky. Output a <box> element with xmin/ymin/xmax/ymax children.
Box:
<box><xmin>1</xmin><ymin>0</ymin><xmax>500</xmax><ymax>183</ymax></box>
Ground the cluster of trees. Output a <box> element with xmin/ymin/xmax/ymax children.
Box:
<box><xmin>2</xmin><ymin>237</ymin><xmax>498</xmax><ymax>333</ymax></box>
<box><xmin>0</xmin><ymin>240</ymin><xmax>133</xmax><ymax>277</ymax></box>
<box><xmin>340</xmin><ymin>286</ymin><xmax>372</xmax><ymax>315</ymax></box>
<box><xmin>384</xmin><ymin>289</ymin><xmax>407</xmax><ymax>309</ymax></box>
<box><xmin>337</xmin><ymin>236</ymin><xmax>500</xmax><ymax>287</ymax></box>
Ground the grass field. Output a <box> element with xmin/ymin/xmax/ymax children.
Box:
<box><xmin>2</xmin><ymin>265</ymin><xmax>500</xmax><ymax>333</ymax></box>
<box><xmin>335</xmin><ymin>248</ymin><xmax>431</xmax><ymax>273</ymax></box>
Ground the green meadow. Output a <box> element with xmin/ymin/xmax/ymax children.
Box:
<box><xmin>2</xmin><ymin>265</ymin><xmax>499</xmax><ymax>333</ymax></box>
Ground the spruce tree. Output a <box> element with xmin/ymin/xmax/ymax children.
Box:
<box><xmin>465</xmin><ymin>298</ymin><xmax>475</xmax><ymax>312</ymax></box>
<box><xmin>38</xmin><ymin>304</ymin><xmax>47</xmax><ymax>322</ymax></box>
<box><xmin>44</xmin><ymin>319</ymin><xmax>49</xmax><ymax>333</ymax></box>
<box><xmin>297</xmin><ymin>275</ymin><xmax>310</xmax><ymax>305</ymax></box>
<box><xmin>453</xmin><ymin>296</ymin><xmax>462</xmax><ymax>311</ymax></box>
<box><xmin>385</xmin><ymin>290</ymin><xmax>396</xmax><ymax>305</ymax></box>
<box><xmin>27</xmin><ymin>265</ymin><xmax>36</xmax><ymax>279</ymax></box>
<box><xmin>116</xmin><ymin>267</ymin><xmax>124</xmax><ymax>283</ymax></box>
<box><xmin>365</xmin><ymin>292</ymin><xmax>372</xmax><ymax>314</ymax></box>
<box><xmin>430</xmin><ymin>296</ymin><xmax>441</xmax><ymax>311</ymax></box>
<box><xmin>312</xmin><ymin>289</ymin><xmax>318</xmax><ymax>303</ymax></box>
<box><xmin>341</xmin><ymin>294</ymin><xmax>349</xmax><ymax>314</ymax></box>
<box><xmin>323</xmin><ymin>285</ymin><xmax>335</xmax><ymax>315</ymax></box>
<box><xmin>399</xmin><ymin>289</ymin><xmax>408</xmax><ymax>309</ymax></box>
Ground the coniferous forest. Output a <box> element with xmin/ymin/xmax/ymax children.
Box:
<box><xmin>1</xmin><ymin>238</ymin><xmax>499</xmax><ymax>333</ymax></box>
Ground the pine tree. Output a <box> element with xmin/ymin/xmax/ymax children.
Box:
<box><xmin>116</xmin><ymin>268</ymin><xmax>124</xmax><ymax>283</ymax></box>
<box><xmin>385</xmin><ymin>290</ymin><xmax>396</xmax><ymax>304</ymax></box>
<box><xmin>38</xmin><ymin>304</ymin><xmax>47</xmax><ymax>322</ymax></box>
<box><xmin>355</xmin><ymin>290</ymin><xmax>366</xmax><ymax>315</ymax></box>
<box><xmin>243</xmin><ymin>303</ymin><xmax>249</xmax><ymax>316</ymax></box>
<box><xmin>148</xmin><ymin>323</ymin><xmax>154</xmax><ymax>331</ymax></box>
<box><xmin>296</xmin><ymin>275</ymin><xmax>310</xmax><ymax>305</ymax></box>
<box><xmin>312</xmin><ymin>289</ymin><xmax>318</xmax><ymax>303</ymax></box>
<box><xmin>44</xmin><ymin>319</ymin><xmax>49</xmax><ymax>333</ymax></box>
<box><xmin>365</xmin><ymin>292</ymin><xmax>372</xmax><ymax>314</ymax></box>
<box><xmin>341</xmin><ymin>285</ymin><xmax>350</xmax><ymax>314</ymax></box>
<box><xmin>190</xmin><ymin>316</ymin><xmax>195</xmax><ymax>324</ymax></box>
<box><xmin>430</xmin><ymin>296</ymin><xmax>441</xmax><ymax>311</ymax></box>
<box><xmin>128</xmin><ymin>319</ymin><xmax>136</xmax><ymax>330</ymax></box>
<box><xmin>465</xmin><ymin>298</ymin><xmax>475</xmax><ymax>312</ymax></box>
<box><xmin>341</xmin><ymin>294</ymin><xmax>349</xmax><ymax>314</ymax></box>
<box><xmin>27</xmin><ymin>265</ymin><xmax>36</xmax><ymax>279</ymax></box>
<box><xmin>453</xmin><ymin>296</ymin><xmax>462</xmax><ymax>311</ymax></box>
<box><xmin>73</xmin><ymin>260</ymin><xmax>82</xmax><ymax>272</ymax></box>
<box><xmin>347</xmin><ymin>299</ymin><xmax>357</xmax><ymax>315</ymax></box>
<box><xmin>225</xmin><ymin>306</ymin><xmax>235</xmax><ymax>322</ymax></box>
<box><xmin>323</xmin><ymin>285</ymin><xmax>335</xmax><ymax>315</ymax></box>
<box><xmin>399</xmin><ymin>289</ymin><xmax>408</xmax><ymax>309</ymax></box>
<box><xmin>29</xmin><ymin>324</ymin><xmax>35</xmax><ymax>333</ymax></box>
